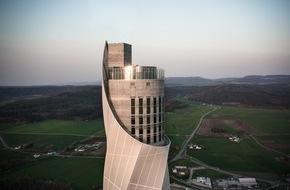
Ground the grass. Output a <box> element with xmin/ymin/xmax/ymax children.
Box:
<box><xmin>1</xmin><ymin>119</ymin><xmax>104</xmax><ymax>136</ymax></box>
<box><xmin>165</xmin><ymin>104</ymin><xmax>213</xmax><ymax>158</ymax></box>
<box><xmin>167</xmin><ymin>135</ymin><xmax>188</xmax><ymax>147</ymax></box>
<box><xmin>0</xmin><ymin>149</ymin><xmax>31</xmax><ymax>160</ymax></box>
<box><xmin>256</xmin><ymin>134</ymin><xmax>290</xmax><ymax>155</ymax></box>
<box><xmin>165</xmin><ymin>105</ymin><xmax>212</xmax><ymax>136</ymax></box>
<box><xmin>221</xmin><ymin>124</ymin><xmax>240</xmax><ymax>135</ymax></box>
<box><xmin>0</xmin><ymin>119</ymin><xmax>106</xmax><ymax>190</ymax></box>
<box><xmin>1</xmin><ymin>133</ymin><xmax>85</xmax><ymax>151</ymax></box>
<box><xmin>191</xmin><ymin>169</ymin><xmax>231</xmax><ymax>179</ymax></box>
<box><xmin>206</xmin><ymin>106</ymin><xmax>290</xmax><ymax>135</ymax></box>
<box><xmin>0</xmin><ymin>119</ymin><xmax>105</xmax><ymax>151</ymax></box>
<box><xmin>1</xmin><ymin>102</ymin><xmax>289</xmax><ymax>187</ymax></box>
<box><xmin>188</xmin><ymin>137</ymin><xmax>288</xmax><ymax>174</ymax></box>
<box><xmin>0</xmin><ymin>156</ymin><xmax>104</xmax><ymax>190</ymax></box>
<box><xmin>169</xmin><ymin>159</ymin><xmax>200</xmax><ymax>169</ymax></box>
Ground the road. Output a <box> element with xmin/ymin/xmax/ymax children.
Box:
<box><xmin>169</xmin><ymin>107</ymin><xmax>217</xmax><ymax>163</ymax></box>
<box><xmin>250</xmin><ymin>135</ymin><xmax>290</xmax><ymax>159</ymax></box>
<box><xmin>0</xmin><ymin>133</ymin><xmax>10</xmax><ymax>149</ymax></box>
<box><xmin>168</xmin><ymin>106</ymin><xmax>279</xmax><ymax>188</ymax></box>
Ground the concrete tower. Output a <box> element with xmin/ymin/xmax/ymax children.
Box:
<box><xmin>102</xmin><ymin>42</ymin><xmax>170</xmax><ymax>190</ymax></box>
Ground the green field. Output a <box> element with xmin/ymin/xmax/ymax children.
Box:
<box><xmin>0</xmin><ymin>149</ymin><xmax>31</xmax><ymax>160</ymax></box>
<box><xmin>1</xmin><ymin>156</ymin><xmax>104</xmax><ymax>189</ymax></box>
<box><xmin>191</xmin><ymin>169</ymin><xmax>231</xmax><ymax>179</ymax></box>
<box><xmin>206</xmin><ymin>107</ymin><xmax>290</xmax><ymax>135</ymax></box>
<box><xmin>256</xmin><ymin>134</ymin><xmax>290</xmax><ymax>154</ymax></box>
<box><xmin>188</xmin><ymin>137</ymin><xmax>288</xmax><ymax>174</ymax></box>
<box><xmin>0</xmin><ymin>119</ymin><xmax>105</xmax><ymax>189</ymax></box>
<box><xmin>165</xmin><ymin>103</ymin><xmax>213</xmax><ymax>158</ymax></box>
<box><xmin>1</xmin><ymin>103</ymin><xmax>290</xmax><ymax>188</ymax></box>
<box><xmin>1</xmin><ymin>119</ymin><xmax>104</xmax><ymax>135</ymax></box>
<box><xmin>1</xmin><ymin>133</ymin><xmax>85</xmax><ymax>151</ymax></box>
<box><xmin>165</xmin><ymin>104</ymin><xmax>290</xmax><ymax>180</ymax></box>
<box><xmin>166</xmin><ymin>104</ymin><xmax>212</xmax><ymax>136</ymax></box>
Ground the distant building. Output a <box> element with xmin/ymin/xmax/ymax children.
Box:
<box><xmin>172</xmin><ymin>166</ymin><xmax>189</xmax><ymax>176</ymax></box>
<box><xmin>238</xmin><ymin>178</ymin><xmax>257</xmax><ymax>188</ymax></box>
<box><xmin>188</xmin><ymin>143</ymin><xmax>202</xmax><ymax>149</ymax></box>
<box><xmin>215</xmin><ymin>179</ymin><xmax>242</xmax><ymax>189</ymax></box>
<box><xmin>196</xmin><ymin>177</ymin><xmax>212</xmax><ymax>187</ymax></box>
<box><xmin>102</xmin><ymin>42</ymin><xmax>170</xmax><ymax>189</ymax></box>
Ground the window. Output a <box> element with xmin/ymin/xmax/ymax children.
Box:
<box><xmin>147</xmin><ymin>116</ymin><xmax>150</xmax><ymax>124</ymax></box>
<box><xmin>147</xmin><ymin>136</ymin><xmax>150</xmax><ymax>144</ymax></box>
<box><xmin>146</xmin><ymin>98</ymin><xmax>150</xmax><ymax>114</ymax></box>
<box><xmin>154</xmin><ymin>134</ymin><xmax>157</xmax><ymax>143</ymax></box>
<box><xmin>154</xmin><ymin>124</ymin><xmax>157</xmax><ymax>133</ymax></box>
<box><xmin>139</xmin><ymin>98</ymin><xmax>143</xmax><ymax>114</ymax></box>
<box><xmin>131</xmin><ymin>116</ymin><xmax>135</xmax><ymax>125</ymax></box>
<box><xmin>159</xmin><ymin>114</ymin><xmax>161</xmax><ymax>123</ymax></box>
<box><xmin>162</xmin><ymin>97</ymin><xmax>165</xmax><ymax>113</ymax></box>
<box><xmin>153</xmin><ymin>97</ymin><xmax>157</xmax><ymax>113</ymax></box>
<box><xmin>139</xmin><ymin>126</ymin><xmax>143</xmax><ymax>134</ymax></box>
<box><xmin>139</xmin><ymin>116</ymin><xmax>143</xmax><ymax>125</ymax></box>
<box><xmin>159</xmin><ymin>96</ymin><xmax>162</xmax><ymax>113</ymax></box>
<box><xmin>131</xmin><ymin>127</ymin><xmax>135</xmax><ymax>135</ymax></box>
<box><xmin>154</xmin><ymin>115</ymin><xmax>156</xmax><ymax>123</ymax></box>
<box><xmin>139</xmin><ymin>135</ymin><xmax>143</xmax><ymax>142</ymax></box>
<box><xmin>159</xmin><ymin>132</ymin><xmax>161</xmax><ymax>141</ymax></box>
<box><xmin>131</xmin><ymin>98</ymin><xmax>135</xmax><ymax>115</ymax></box>
<box><xmin>159</xmin><ymin>123</ymin><xmax>162</xmax><ymax>132</ymax></box>
<box><xmin>147</xmin><ymin>125</ymin><xmax>150</xmax><ymax>134</ymax></box>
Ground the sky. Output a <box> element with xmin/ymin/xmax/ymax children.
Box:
<box><xmin>0</xmin><ymin>0</ymin><xmax>289</xmax><ymax>86</ymax></box>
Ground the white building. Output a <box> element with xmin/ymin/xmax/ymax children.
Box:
<box><xmin>238</xmin><ymin>178</ymin><xmax>257</xmax><ymax>187</ymax></box>
<box><xmin>196</xmin><ymin>177</ymin><xmax>212</xmax><ymax>187</ymax></box>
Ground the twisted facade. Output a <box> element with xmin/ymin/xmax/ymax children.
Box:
<box><xmin>102</xmin><ymin>42</ymin><xmax>170</xmax><ymax>190</ymax></box>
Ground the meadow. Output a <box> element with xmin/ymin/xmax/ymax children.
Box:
<box><xmin>165</xmin><ymin>103</ymin><xmax>213</xmax><ymax>158</ymax></box>
<box><xmin>1</xmin><ymin>133</ymin><xmax>85</xmax><ymax>151</ymax></box>
<box><xmin>166</xmin><ymin>104</ymin><xmax>290</xmax><ymax>178</ymax></box>
<box><xmin>188</xmin><ymin>137</ymin><xmax>288</xmax><ymax>175</ymax></box>
<box><xmin>165</xmin><ymin>104</ymin><xmax>212</xmax><ymax>136</ymax></box>
<box><xmin>0</xmin><ymin>119</ymin><xmax>105</xmax><ymax>189</ymax></box>
<box><xmin>1</xmin><ymin>104</ymin><xmax>290</xmax><ymax>188</ymax></box>
<box><xmin>1</xmin><ymin>155</ymin><xmax>104</xmax><ymax>189</ymax></box>
<box><xmin>206</xmin><ymin>106</ymin><xmax>290</xmax><ymax>135</ymax></box>
<box><xmin>1</xmin><ymin>119</ymin><xmax>104</xmax><ymax>135</ymax></box>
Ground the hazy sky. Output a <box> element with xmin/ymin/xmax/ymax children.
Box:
<box><xmin>0</xmin><ymin>0</ymin><xmax>289</xmax><ymax>85</ymax></box>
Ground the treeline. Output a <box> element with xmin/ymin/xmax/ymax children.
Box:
<box><xmin>1</xmin><ymin>83</ymin><xmax>289</xmax><ymax>124</ymax></box>
<box><xmin>0</xmin><ymin>86</ymin><xmax>102</xmax><ymax>124</ymax></box>
<box><xmin>166</xmin><ymin>84</ymin><xmax>290</xmax><ymax>109</ymax></box>
<box><xmin>0</xmin><ymin>86</ymin><xmax>90</xmax><ymax>100</ymax></box>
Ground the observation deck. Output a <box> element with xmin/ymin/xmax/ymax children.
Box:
<box><xmin>107</xmin><ymin>66</ymin><xmax>164</xmax><ymax>80</ymax></box>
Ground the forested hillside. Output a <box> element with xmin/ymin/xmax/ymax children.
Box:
<box><xmin>1</xmin><ymin>83</ymin><xmax>289</xmax><ymax>124</ymax></box>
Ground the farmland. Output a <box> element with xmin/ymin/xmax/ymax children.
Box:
<box><xmin>167</xmin><ymin>104</ymin><xmax>290</xmax><ymax>183</ymax></box>
<box><xmin>1</xmin><ymin>104</ymin><xmax>289</xmax><ymax>188</ymax></box>
<box><xmin>1</xmin><ymin>152</ymin><xmax>104</xmax><ymax>189</ymax></box>
<box><xmin>0</xmin><ymin>119</ymin><xmax>105</xmax><ymax>189</ymax></box>
<box><xmin>1</xmin><ymin>84</ymin><xmax>290</xmax><ymax>189</ymax></box>
<box><xmin>1</xmin><ymin>119</ymin><xmax>104</xmax><ymax>135</ymax></box>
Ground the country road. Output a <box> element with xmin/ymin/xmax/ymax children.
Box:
<box><xmin>169</xmin><ymin>106</ymin><xmax>217</xmax><ymax>163</ymax></box>
<box><xmin>0</xmin><ymin>133</ymin><xmax>10</xmax><ymax>149</ymax></box>
<box><xmin>250</xmin><ymin>135</ymin><xmax>290</xmax><ymax>159</ymax></box>
<box><xmin>168</xmin><ymin>106</ymin><xmax>279</xmax><ymax>189</ymax></box>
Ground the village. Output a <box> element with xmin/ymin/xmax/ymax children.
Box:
<box><xmin>170</xmin><ymin>142</ymin><xmax>264</xmax><ymax>189</ymax></box>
